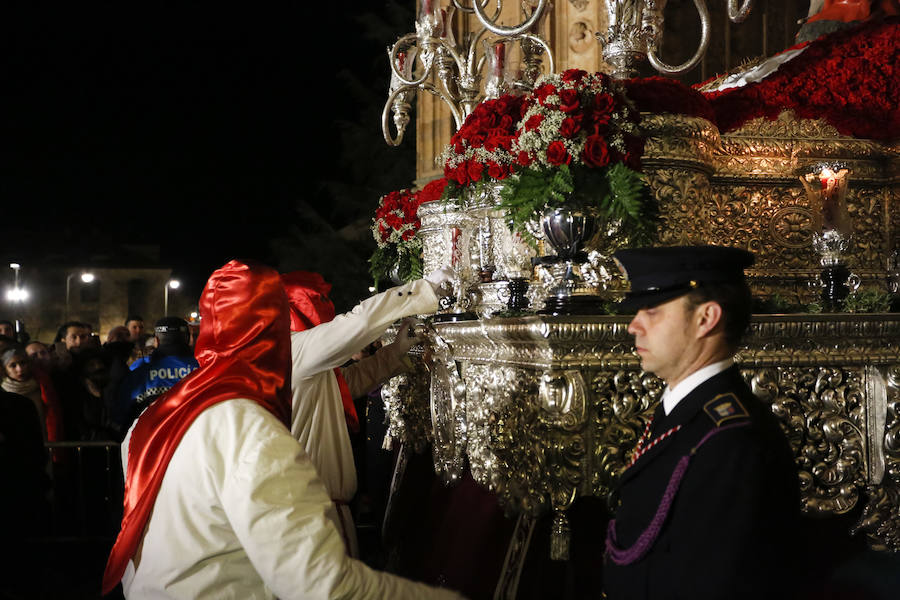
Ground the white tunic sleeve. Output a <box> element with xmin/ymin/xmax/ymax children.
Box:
<box><xmin>291</xmin><ymin>278</ymin><xmax>437</xmax><ymax>379</ymax></box>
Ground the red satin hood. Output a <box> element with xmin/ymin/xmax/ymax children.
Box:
<box><xmin>103</xmin><ymin>259</ymin><xmax>292</xmax><ymax>594</ymax></box>
<box><xmin>281</xmin><ymin>270</ymin><xmax>336</xmax><ymax>331</ymax></box>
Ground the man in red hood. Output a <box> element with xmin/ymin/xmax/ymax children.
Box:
<box><xmin>281</xmin><ymin>267</ymin><xmax>452</xmax><ymax>557</ymax></box>
<box><xmin>103</xmin><ymin>260</ymin><xmax>463</xmax><ymax>599</ymax></box>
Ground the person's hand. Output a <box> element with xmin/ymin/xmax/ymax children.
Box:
<box><xmin>388</xmin><ymin>319</ymin><xmax>424</xmax><ymax>355</ymax></box>
<box><xmin>424</xmin><ymin>266</ymin><xmax>454</xmax><ymax>294</ymax></box>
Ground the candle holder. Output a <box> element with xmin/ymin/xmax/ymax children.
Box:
<box><xmin>598</xmin><ymin>0</ymin><xmax>754</xmax><ymax>79</ymax></box>
<box><xmin>383</xmin><ymin>0</ymin><xmax>554</xmax><ymax>146</ymax></box>
<box><xmin>433</xmin><ymin>225</ymin><xmax>479</xmax><ymax>322</ymax></box>
<box><xmin>799</xmin><ymin>162</ymin><xmax>859</xmax><ymax>311</ymax></box>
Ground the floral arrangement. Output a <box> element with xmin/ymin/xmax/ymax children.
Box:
<box><xmin>702</xmin><ymin>18</ymin><xmax>900</xmax><ymax>141</ymax></box>
<box><xmin>439</xmin><ymin>93</ymin><xmax>527</xmax><ymax>198</ymax></box>
<box><xmin>499</xmin><ymin>68</ymin><xmax>654</xmax><ymax>246</ymax></box>
<box><xmin>623</xmin><ymin>76</ymin><xmax>716</xmax><ymax>122</ymax></box>
<box><xmin>368</xmin><ymin>178</ymin><xmax>449</xmax><ymax>287</ymax></box>
<box><xmin>369</xmin><ymin>188</ymin><xmax>424</xmax><ymax>287</ymax></box>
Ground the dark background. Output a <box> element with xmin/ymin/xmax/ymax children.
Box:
<box><xmin>3</xmin><ymin>2</ymin><xmax>418</xmax><ymax>311</ymax></box>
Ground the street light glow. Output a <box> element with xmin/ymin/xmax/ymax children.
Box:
<box><xmin>169</xmin><ymin>279</ymin><xmax>181</xmax><ymax>289</ymax></box>
<box><xmin>81</xmin><ymin>272</ymin><xmax>96</xmax><ymax>283</ymax></box>
<box><xmin>9</xmin><ymin>263</ymin><xmax>20</xmax><ymax>270</ymax></box>
<box><xmin>6</xmin><ymin>288</ymin><xmax>28</xmax><ymax>302</ymax></box>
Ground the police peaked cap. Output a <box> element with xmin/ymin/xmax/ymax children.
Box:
<box><xmin>155</xmin><ymin>316</ymin><xmax>190</xmax><ymax>335</ymax></box>
<box><xmin>613</xmin><ymin>245</ymin><xmax>754</xmax><ymax>312</ymax></box>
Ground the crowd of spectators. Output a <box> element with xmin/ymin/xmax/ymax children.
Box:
<box><xmin>0</xmin><ymin>315</ymin><xmax>199</xmax><ymax>445</ymax></box>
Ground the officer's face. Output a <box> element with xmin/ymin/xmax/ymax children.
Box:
<box><xmin>627</xmin><ymin>295</ymin><xmax>698</xmax><ymax>386</ymax></box>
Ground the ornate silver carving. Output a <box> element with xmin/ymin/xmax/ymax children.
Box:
<box><xmin>597</xmin><ymin>0</ymin><xmax>752</xmax><ymax>78</ymax></box>
<box><xmin>384</xmin><ymin>0</ymin><xmax>554</xmax><ymax>146</ymax></box>
<box><xmin>383</xmin><ymin>314</ymin><xmax>900</xmax><ymax>555</ymax></box>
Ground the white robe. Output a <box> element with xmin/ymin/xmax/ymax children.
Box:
<box><xmin>288</xmin><ymin>279</ymin><xmax>438</xmax><ymax>552</ymax></box>
<box><xmin>120</xmin><ymin>399</ymin><xmax>461</xmax><ymax>599</ymax></box>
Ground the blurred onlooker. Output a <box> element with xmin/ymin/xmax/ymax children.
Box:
<box><xmin>0</xmin><ymin>388</ymin><xmax>50</xmax><ymax>595</ymax></box>
<box><xmin>62</xmin><ymin>348</ymin><xmax>116</xmax><ymax>441</ymax></box>
<box><xmin>0</xmin><ymin>319</ymin><xmax>15</xmax><ymax>338</ymax></box>
<box><xmin>125</xmin><ymin>315</ymin><xmax>145</xmax><ymax>342</ymax></box>
<box><xmin>0</xmin><ymin>335</ymin><xmax>15</xmax><ymax>353</ymax></box>
<box><xmin>112</xmin><ymin>317</ymin><xmax>198</xmax><ymax>438</ymax></box>
<box><xmin>1</xmin><ymin>345</ymin><xmax>64</xmax><ymax>444</ymax></box>
<box><xmin>60</xmin><ymin>321</ymin><xmax>92</xmax><ymax>354</ymax></box>
<box><xmin>106</xmin><ymin>325</ymin><xmax>131</xmax><ymax>344</ymax></box>
<box><xmin>25</xmin><ymin>340</ymin><xmax>53</xmax><ymax>372</ymax></box>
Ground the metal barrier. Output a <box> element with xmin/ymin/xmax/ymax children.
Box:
<box><xmin>43</xmin><ymin>441</ymin><xmax>124</xmax><ymax>540</ymax></box>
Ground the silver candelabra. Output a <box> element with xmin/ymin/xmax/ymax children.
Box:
<box><xmin>383</xmin><ymin>0</ymin><xmax>555</xmax><ymax>146</ymax></box>
<box><xmin>598</xmin><ymin>0</ymin><xmax>754</xmax><ymax>79</ymax></box>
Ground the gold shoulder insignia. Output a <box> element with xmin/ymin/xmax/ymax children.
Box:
<box><xmin>703</xmin><ymin>393</ymin><xmax>749</xmax><ymax>427</ymax></box>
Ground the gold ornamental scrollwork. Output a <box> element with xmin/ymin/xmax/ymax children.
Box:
<box><xmin>591</xmin><ymin>369</ymin><xmax>663</xmax><ymax>498</ymax></box>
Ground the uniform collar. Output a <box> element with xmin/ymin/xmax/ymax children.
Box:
<box><xmin>662</xmin><ymin>358</ymin><xmax>734</xmax><ymax>416</ymax></box>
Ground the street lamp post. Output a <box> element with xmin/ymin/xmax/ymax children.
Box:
<box><xmin>164</xmin><ymin>279</ymin><xmax>180</xmax><ymax>316</ymax></box>
<box><xmin>7</xmin><ymin>263</ymin><xmax>28</xmax><ymax>303</ymax></box>
<box><xmin>65</xmin><ymin>271</ymin><xmax>96</xmax><ymax>321</ymax></box>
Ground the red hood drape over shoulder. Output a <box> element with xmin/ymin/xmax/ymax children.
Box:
<box><xmin>103</xmin><ymin>260</ymin><xmax>292</xmax><ymax>594</ymax></box>
<box><xmin>280</xmin><ymin>270</ymin><xmax>359</xmax><ymax>432</ymax></box>
<box><xmin>281</xmin><ymin>270</ymin><xmax>335</xmax><ymax>331</ymax></box>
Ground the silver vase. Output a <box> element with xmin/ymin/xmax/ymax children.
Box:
<box><xmin>536</xmin><ymin>207</ymin><xmax>606</xmax><ymax>315</ymax></box>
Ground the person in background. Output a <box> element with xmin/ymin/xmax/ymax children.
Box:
<box><xmin>107</xmin><ymin>325</ymin><xmax>131</xmax><ymax>344</ymax></box>
<box><xmin>0</xmin><ymin>387</ymin><xmax>50</xmax><ymax>598</ymax></box>
<box><xmin>111</xmin><ymin>317</ymin><xmax>199</xmax><ymax>438</ymax></box>
<box><xmin>0</xmin><ymin>320</ymin><xmax>15</xmax><ymax>338</ymax></box>
<box><xmin>25</xmin><ymin>340</ymin><xmax>53</xmax><ymax>372</ymax></box>
<box><xmin>281</xmin><ymin>267</ymin><xmax>451</xmax><ymax>558</ymax></box>
<box><xmin>603</xmin><ymin>245</ymin><xmax>800</xmax><ymax>600</ymax></box>
<box><xmin>102</xmin><ymin>259</ymin><xmax>464</xmax><ymax>599</ymax></box>
<box><xmin>1</xmin><ymin>345</ymin><xmax>64</xmax><ymax>444</ymax></box>
<box><xmin>125</xmin><ymin>315</ymin><xmax>145</xmax><ymax>342</ymax></box>
<box><xmin>64</xmin><ymin>321</ymin><xmax>92</xmax><ymax>352</ymax></box>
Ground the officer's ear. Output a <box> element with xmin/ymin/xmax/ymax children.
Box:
<box><xmin>692</xmin><ymin>301</ymin><xmax>723</xmax><ymax>340</ymax></box>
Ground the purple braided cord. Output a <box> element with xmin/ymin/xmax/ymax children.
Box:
<box><xmin>605</xmin><ymin>421</ymin><xmax>750</xmax><ymax>566</ymax></box>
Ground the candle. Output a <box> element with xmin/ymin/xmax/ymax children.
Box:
<box><xmin>819</xmin><ymin>167</ymin><xmax>838</xmax><ymax>231</ymax></box>
<box><xmin>492</xmin><ymin>42</ymin><xmax>506</xmax><ymax>78</ymax></box>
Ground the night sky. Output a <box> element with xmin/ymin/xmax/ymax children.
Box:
<box><xmin>4</xmin><ymin>4</ymin><xmax>408</xmax><ymax>302</ymax></box>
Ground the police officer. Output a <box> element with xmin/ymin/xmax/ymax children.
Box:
<box><xmin>603</xmin><ymin>245</ymin><xmax>800</xmax><ymax>599</ymax></box>
<box><xmin>112</xmin><ymin>317</ymin><xmax>199</xmax><ymax>438</ymax></box>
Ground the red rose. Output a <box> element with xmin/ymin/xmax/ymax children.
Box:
<box><xmin>558</xmin><ymin>88</ymin><xmax>580</xmax><ymax>113</ymax></box>
<box><xmin>561</xmin><ymin>69</ymin><xmax>587</xmax><ymax>83</ymax></box>
<box><xmin>467</xmin><ymin>161</ymin><xmax>484</xmax><ymax>183</ymax></box>
<box><xmin>582</xmin><ymin>135</ymin><xmax>610</xmax><ymax>168</ymax></box>
<box><xmin>419</xmin><ymin>177</ymin><xmax>448</xmax><ymax>203</ymax></box>
<box><xmin>534</xmin><ymin>83</ymin><xmax>557</xmax><ymax>105</ymax></box>
<box><xmin>592</xmin><ymin>92</ymin><xmax>615</xmax><ymax>122</ymax></box>
<box><xmin>525</xmin><ymin>114</ymin><xmax>544</xmax><ymax>131</ymax></box>
<box><xmin>546</xmin><ymin>141</ymin><xmax>570</xmax><ymax>166</ymax></box>
<box><xmin>559</xmin><ymin>115</ymin><xmax>582</xmax><ymax>139</ymax></box>
<box><xmin>487</xmin><ymin>161</ymin><xmax>507</xmax><ymax>180</ymax></box>
<box><xmin>517</xmin><ymin>151</ymin><xmax>533</xmax><ymax>167</ymax></box>
<box><xmin>401</xmin><ymin>229</ymin><xmax>415</xmax><ymax>241</ymax></box>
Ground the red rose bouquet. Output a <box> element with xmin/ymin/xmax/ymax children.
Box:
<box><xmin>499</xmin><ymin>69</ymin><xmax>654</xmax><ymax>245</ymax></box>
<box><xmin>440</xmin><ymin>93</ymin><xmax>527</xmax><ymax>198</ymax></box>
<box><xmin>369</xmin><ymin>187</ymin><xmax>427</xmax><ymax>286</ymax></box>
<box><xmin>368</xmin><ymin>178</ymin><xmax>449</xmax><ymax>287</ymax></box>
